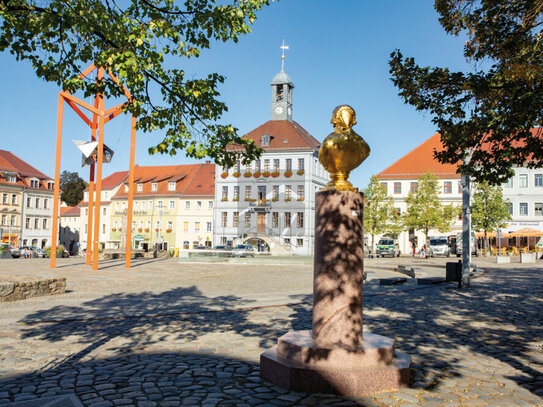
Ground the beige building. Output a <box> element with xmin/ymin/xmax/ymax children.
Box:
<box><xmin>110</xmin><ymin>163</ymin><xmax>215</xmax><ymax>252</ymax></box>
<box><xmin>79</xmin><ymin>171</ymin><xmax>128</xmax><ymax>251</ymax></box>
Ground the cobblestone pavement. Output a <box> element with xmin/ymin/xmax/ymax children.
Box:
<box><xmin>0</xmin><ymin>257</ymin><xmax>541</xmax><ymax>406</ymax></box>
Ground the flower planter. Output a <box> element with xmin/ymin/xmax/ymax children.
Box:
<box><xmin>111</xmin><ymin>228</ymin><xmax>117</xmax><ymax>232</ymax></box>
<box><xmin>244</xmin><ymin>172</ymin><xmax>252</xmax><ymax>178</ymax></box>
<box><xmin>271</xmin><ymin>172</ymin><xmax>280</xmax><ymax>178</ymax></box>
<box><xmin>221</xmin><ymin>172</ymin><xmax>228</xmax><ymax>179</ymax></box>
<box><xmin>297</xmin><ymin>170</ymin><xmax>305</xmax><ymax>176</ymax></box>
<box><xmin>284</xmin><ymin>170</ymin><xmax>293</xmax><ymax>178</ymax></box>
<box><xmin>166</xmin><ymin>229</ymin><xmax>172</xmax><ymax>233</ymax></box>
<box><xmin>138</xmin><ymin>228</ymin><xmax>143</xmax><ymax>232</ymax></box>
<box><xmin>285</xmin><ymin>198</ymin><xmax>292</xmax><ymax>202</ymax></box>
<box><xmin>253</xmin><ymin>171</ymin><xmax>262</xmax><ymax>178</ymax></box>
<box><xmin>272</xmin><ymin>198</ymin><xmax>279</xmax><ymax>202</ymax></box>
<box><xmin>145</xmin><ymin>228</ymin><xmax>150</xmax><ymax>233</ymax></box>
<box><xmin>262</xmin><ymin>171</ymin><xmax>271</xmax><ymax>178</ymax></box>
<box><xmin>233</xmin><ymin>172</ymin><xmax>241</xmax><ymax>178</ymax></box>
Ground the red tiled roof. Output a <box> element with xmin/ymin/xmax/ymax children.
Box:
<box><xmin>228</xmin><ymin>120</ymin><xmax>320</xmax><ymax>152</ymax></box>
<box><xmin>0</xmin><ymin>150</ymin><xmax>51</xmax><ymax>180</ymax></box>
<box><xmin>60</xmin><ymin>206</ymin><xmax>81</xmax><ymax>217</ymax></box>
<box><xmin>83</xmin><ymin>171</ymin><xmax>128</xmax><ymax>192</ymax></box>
<box><xmin>378</xmin><ymin>128</ymin><xmax>543</xmax><ymax>180</ymax></box>
<box><xmin>377</xmin><ymin>133</ymin><xmax>460</xmax><ymax>179</ymax></box>
<box><xmin>112</xmin><ymin>163</ymin><xmax>215</xmax><ymax>199</ymax></box>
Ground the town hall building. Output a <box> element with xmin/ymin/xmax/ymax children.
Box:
<box><xmin>213</xmin><ymin>61</ymin><xmax>328</xmax><ymax>254</ymax></box>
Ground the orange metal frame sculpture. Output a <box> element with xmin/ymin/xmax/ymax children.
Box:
<box><xmin>50</xmin><ymin>64</ymin><xmax>137</xmax><ymax>270</ymax></box>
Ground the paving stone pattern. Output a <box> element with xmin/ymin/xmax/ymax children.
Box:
<box><xmin>0</xmin><ymin>258</ymin><xmax>541</xmax><ymax>406</ymax></box>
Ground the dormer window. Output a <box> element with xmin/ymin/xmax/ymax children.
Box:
<box><xmin>261</xmin><ymin>134</ymin><xmax>271</xmax><ymax>146</ymax></box>
<box><xmin>137</xmin><ymin>183</ymin><xmax>143</xmax><ymax>192</ymax></box>
<box><xmin>124</xmin><ymin>184</ymin><xmax>128</xmax><ymax>192</ymax></box>
<box><xmin>6</xmin><ymin>175</ymin><xmax>16</xmax><ymax>183</ymax></box>
<box><xmin>151</xmin><ymin>182</ymin><xmax>158</xmax><ymax>191</ymax></box>
<box><xmin>47</xmin><ymin>181</ymin><xmax>54</xmax><ymax>190</ymax></box>
<box><xmin>168</xmin><ymin>181</ymin><xmax>175</xmax><ymax>191</ymax></box>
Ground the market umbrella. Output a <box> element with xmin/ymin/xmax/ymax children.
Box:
<box><xmin>508</xmin><ymin>227</ymin><xmax>543</xmax><ymax>237</ymax></box>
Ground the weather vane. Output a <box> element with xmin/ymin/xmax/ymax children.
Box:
<box><xmin>280</xmin><ymin>40</ymin><xmax>289</xmax><ymax>71</ymax></box>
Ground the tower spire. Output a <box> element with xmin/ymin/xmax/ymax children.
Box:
<box><xmin>280</xmin><ymin>40</ymin><xmax>289</xmax><ymax>72</ymax></box>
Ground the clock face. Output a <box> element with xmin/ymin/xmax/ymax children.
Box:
<box><xmin>275</xmin><ymin>106</ymin><xmax>284</xmax><ymax>115</ymax></box>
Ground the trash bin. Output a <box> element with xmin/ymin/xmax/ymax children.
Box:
<box><xmin>175</xmin><ymin>248</ymin><xmax>179</xmax><ymax>257</ymax></box>
<box><xmin>446</xmin><ymin>261</ymin><xmax>461</xmax><ymax>282</ymax></box>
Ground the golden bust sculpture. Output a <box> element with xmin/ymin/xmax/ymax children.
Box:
<box><xmin>319</xmin><ymin>105</ymin><xmax>370</xmax><ymax>191</ymax></box>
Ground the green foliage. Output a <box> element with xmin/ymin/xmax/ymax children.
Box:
<box><xmin>389</xmin><ymin>0</ymin><xmax>543</xmax><ymax>184</ymax></box>
<box><xmin>0</xmin><ymin>0</ymin><xmax>271</xmax><ymax>166</ymax></box>
<box><xmin>403</xmin><ymin>171</ymin><xmax>457</xmax><ymax>243</ymax></box>
<box><xmin>472</xmin><ymin>181</ymin><xmax>511</xmax><ymax>232</ymax></box>
<box><xmin>60</xmin><ymin>170</ymin><xmax>87</xmax><ymax>206</ymax></box>
<box><xmin>363</xmin><ymin>176</ymin><xmax>402</xmax><ymax>249</ymax></box>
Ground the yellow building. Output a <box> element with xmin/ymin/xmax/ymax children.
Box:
<box><xmin>110</xmin><ymin>163</ymin><xmax>215</xmax><ymax>252</ymax></box>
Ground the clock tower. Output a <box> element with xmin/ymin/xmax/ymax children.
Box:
<box><xmin>271</xmin><ymin>43</ymin><xmax>294</xmax><ymax>121</ymax></box>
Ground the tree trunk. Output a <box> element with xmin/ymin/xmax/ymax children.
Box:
<box><xmin>484</xmin><ymin>230</ymin><xmax>488</xmax><ymax>256</ymax></box>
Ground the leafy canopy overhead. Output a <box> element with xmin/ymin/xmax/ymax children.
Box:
<box><xmin>389</xmin><ymin>0</ymin><xmax>543</xmax><ymax>184</ymax></box>
<box><xmin>0</xmin><ymin>0</ymin><xmax>272</xmax><ymax>166</ymax></box>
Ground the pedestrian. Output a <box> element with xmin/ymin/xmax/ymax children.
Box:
<box><xmin>420</xmin><ymin>244</ymin><xmax>427</xmax><ymax>259</ymax></box>
<box><xmin>412</xmin><ymin>242</ymin><xmax>416</xmax><ymax>257</ymax></box>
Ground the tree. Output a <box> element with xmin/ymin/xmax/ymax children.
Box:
<box><xmin>472</xmin><ymin>181</ymin><xmax>512</xmax><ymax>254</ymax></box>
<box><xmin>389</xmin><ymin>0</ymin><xmax>543</xmax><ymax>184</ymax></box>
<box><xmin>363</xmin><ymin>176</ymin><xmax>402</xmax><ymax>253</ymax></box>
<box><xmin>403</xmin><ymin>171</ymin><xmax>457</xmax><ymax>245</ymax></box>
<box><xmin>60</xmin><ymin>171</ymin><xmax>87</xmax><ymax>206</ymax></box>
<box><xmin>0</xmin><ymin>0</ymin><xmax>271</xmax><ymax>166</ymax></box>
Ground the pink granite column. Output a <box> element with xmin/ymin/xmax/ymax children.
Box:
<box><xmin>312</xmin><ymin>190</ymin><xmax>364</xmax><ymax>348</ymax></box>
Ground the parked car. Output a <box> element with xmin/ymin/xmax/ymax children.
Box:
<box><xmin>375</xmin><ymin>238</ymin><xmax>400</xmax><ymax>258</ymax></box>
<box><xmin>231</xmin><ymin>244</ymin><xmax>255</xmax><ymax>257</ymax></box>
<box><xmin>193</xmin><ymin>246</ymin><xmax>207</xmax><ymax>250</ymax></box>
<box><xmin>213</xmin><ymin>245</ymin><xmax>231</xmax><ymax>251</ymax></box>
<box><xmin>30</xmin><ymin>246</ymin><xmax>48</xmax><ymax>258</ymax></box>
<box><xmin>9</xmin><ymin>246</ymin><xmax>21</xmax><ymax>258</ymax></box>
<box><xmin>428</xmin><ymin>236</ymin><xmax>450</xmax><ymax>257</ymax></box>
<box><xmin>456</xmin><ymin>232</ymin><xmax>478</xmax><ymax>257</ymax></box>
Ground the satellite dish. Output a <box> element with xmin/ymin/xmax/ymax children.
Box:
<box><xmin>72</xmin><ymin>140</ymin><xmax>114</xmax><ymax>167</ymax></box>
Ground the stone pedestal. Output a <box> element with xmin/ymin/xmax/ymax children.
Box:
<box><xmin>260</xmin><ymin>191</ymin><xmax>411</xmax><ymax>395</ymax></box>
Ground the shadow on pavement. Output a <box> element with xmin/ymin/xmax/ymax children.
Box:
<box><xmin>7</xmin><ymin>266</ymin><xmax>542</xmax><ymax>403</ymax></box>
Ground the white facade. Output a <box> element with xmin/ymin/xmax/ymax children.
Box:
<box><xmin>379</xmin><ymin>177</ymin><xmax>463</xmax><ymax>254</ymax></box>
<box><xmin>176</xmin><ymin>197</ymin><xmax>215</xmax><ymax>250</ymax></box>
<box><xmin>501</xmin><ymin>167</ymin><xmax>543</xmax><ymax>232</ymax></box>
<box><xmin>20</xmin><ymin>179</ymin><xmax>55</xmax><ymax>248</ymax></box>
<box><xmin>214</xmin><ymin>151</ymin><xmax>328</xmax><ymax>255</ymax></box>
<box><xmin>378</xmin><ymin>168</ymin><xmax>543</xmax><ymax>254</ymax></box>
<box><xmin>79</xmin><ymin>180</ymin><xmax>125</xmax><ymax>250</ymax></box>
<box><xmin>59</xmin><ymin>205</ymin><xmax>81</xmax><ymax>252</ymax></box>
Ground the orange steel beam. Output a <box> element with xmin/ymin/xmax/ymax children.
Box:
<box><xmin>86</xmin><ymin>94</ymin><xmax>100</xmax><ymax>266</ymax></box>
<box><xmin>65</xmin><ymin>98</ymin><xmax>93</xmax><ymax>128</ymax></box>
<box><xmin>79</xmin><ymin>63</ymin><xmax>96</xmax><ymax>79</ymax></box>
<box><xmin>104</xmin><ymin>106</ymin><xmax>126</xmax><ymax>124</ymax></box>
<box><xmin>92</xmin><ymin>68</ymin><xmax>105</xmax><ymax>271</ymax></box>
<box><xmin>51</xmin><ymin>63</ymin><xmax>137</xmax><ymax>270</ymax></box>
<box><xmin>50</xmin><ymin>94</ymin><xmax>64</xmax><ymax>268</ymax></box>
<box><xmin>125</xmin><ymin>115</ymin><xmax>137</xmax><ymax>268</ymax></box>
<box><xmin>104</xmin><ymin>103</ymin><xmax>126</xmax><ymax>117</ymax></box>
<box><xmin>60</xmin><ymin>91</ymin><xmax>100</xmax><ymax>115</ymax></box>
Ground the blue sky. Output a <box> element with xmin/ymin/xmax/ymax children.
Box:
<box><xmin>0</xmin><ymin>0</ymin><xmax>470</xmax><ymax>189</ymax></box>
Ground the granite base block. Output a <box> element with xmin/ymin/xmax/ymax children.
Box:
<box><xmin>260</xmin><ymin>330</ymin><xmax>411</xmax><ymax>396</ymax></box>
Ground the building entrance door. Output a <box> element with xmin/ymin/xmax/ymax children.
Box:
<box><xmin>257</xmin><ymin>213</ymin><xmax>266</xmax><ymax>233</ymax></box>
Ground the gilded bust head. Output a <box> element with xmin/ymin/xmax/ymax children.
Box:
<box><xmin>330</xmin><ymin>105</ymin><xmax>357</xmax><ymax>132</ymax></box>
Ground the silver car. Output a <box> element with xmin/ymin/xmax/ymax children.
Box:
<box><xmin>231</xmin><ymin>244</ymin><xmax>255</xmax><ymax>257</ymax></box>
